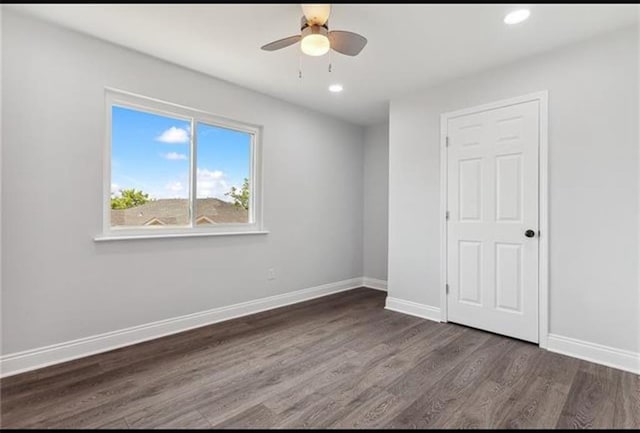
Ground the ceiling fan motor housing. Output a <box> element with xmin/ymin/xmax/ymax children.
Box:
<box><xmin>300</xmin><ymin>15</ymin><xmax>329</xmax><ymax>32</ymax></box>
<box><xmin>301</xmin><ymin>23</ymin><xmax>329</xmax><ymax>40</ymax></box>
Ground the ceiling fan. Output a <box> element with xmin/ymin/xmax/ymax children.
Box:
<box><xmin>261</xmin><ymin>4</ymin><xmax>367</xmax><ymax>57</ymax></box>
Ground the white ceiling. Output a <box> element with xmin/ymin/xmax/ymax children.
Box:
<box><xmin>7</xmin><ymin>4</ymin><xmax>639</xmax><ymax>125</ymax></box>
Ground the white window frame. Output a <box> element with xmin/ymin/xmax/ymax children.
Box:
<box><xmin>96</xmin><ymin>88</ymin><xmax>265</xmax><ymax>241</ymax></box>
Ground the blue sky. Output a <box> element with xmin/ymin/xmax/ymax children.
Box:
<box><xmin>111</xmin><ymin>106</ymin><xmax>250</xmax><ymax>200</ymax></box>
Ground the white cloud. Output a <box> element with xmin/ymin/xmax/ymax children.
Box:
<box><xmin>166</xmin><ymin>182</ymin><xmax>184</xmax><ymax>192</ymax></box>
<box><xmin>151</xmin><ymin>170</ymin><xmax>239</xmax><ymax>200</ymax></box>
<box><xmin>111</xmin><ymin>183</ymin><xmax>120</xmax><ymax>196</ymax></box>
<box><xmin>197</xmin><ymin>168</ymin><xmax>236</xmax><ymax>200</ymax></box>
<box><xmin>164</xmin><ymin>181</ymin><xmax>187</xmax><ymax>198</ymax></box>
<box><xmin>156</xmin><ymin>126</ymin><xmax>189</xmax><ymax>144</ymax></box>
<box><xmin>162</xmin><ymin>152</ymin><xmax>188</xmax><ymax>161</ymax></box>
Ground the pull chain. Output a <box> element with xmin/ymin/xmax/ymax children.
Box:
<box><xmin>328</xmin><ymin>49</ymin><xmax>332</xmax><ymax>73</ymax></box>
<box><xmin>298</xmin><ymin>51</ymin><xmax>303</xmax><ymax>79</ymax></box>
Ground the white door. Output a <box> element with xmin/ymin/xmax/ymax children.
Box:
<box><xmin>446</xmin><ymin>100</ymin><xmax>539</xmax><ymax>343</ymax></box>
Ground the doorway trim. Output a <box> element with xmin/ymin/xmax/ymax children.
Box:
<box><xmin>439</xmin><ymin>91</ymin><xmax>549</xmax><ymax>348</ymax></box>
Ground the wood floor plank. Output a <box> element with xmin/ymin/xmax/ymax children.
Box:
<box><xmin>1</xmin><ymin>288</ymin><xmax>637</xmax><ymax>430</ymax></box>
<box><xmin>212</xmin><ymin>403</ymin><xmax>279</xmax><ymax>429</ymax></box>
<box><xmin>0</xmin><ymin>362</ymin><xmax>104</xmax><ymax>400</ymax></box>
<box><xmin>441</xmin><ymin>339</ymin><xmax>543</xmax><ymax>429</ymax></box>
<box><xmin>197</xmin><ymin>349</ymin><xmax>359</xmax><ymax>426</ymax></box>
<box><xmin>224</xmin><ymin>317</ymin><xmax>450</xmax><ymax>427</ymax></box>
<box><xmin>264</xmin><ymin>348</ymin><xmax>398</xmax><ymax>424</ymax></box>
<box><xmin>263</xmin><ymin>350</ymin><xmax>376</xmax><ymax>415</ymax></box>
<box><xmin>0</xmin><ymin>320</ymin><xmax>257</xmax><ymax>419</ymax></box>
<box><xmin>498</xmin><ymin>350</ymin><xmax>580</xmax><ymax>429</ymax></box>
<box><xmin>117</xmin><ymin>300</ymin><xmax>377</xmax><ymax>426</ymax></box>
<box><xmin>96</xmin><ymin>417</ymin><xmax>130</xmax><ymax>429</ymax></box>
<box><xmin>127</xmin><ymin>409</ymin><xmax>212</xmax><ymax>429</ymax></box>
<box><xmin>385</xmin><ymin>335</ymin><xmax>516</xmax><ymax>429</ymax></box>
<box><xmin>613</xmin><ymin>370</ymin><xmax>640</xmax><ymax>428</ymax></box>
<box><xmin>385</xmin><ymin>326</ymin><xmax>491</xmax><ymax>399</ymax></box>
<box><xmin>264</xmin><ymin>322</ymin><xmax>451</xmax><ymax>418</ymax></box>
<box><xmin>28</xmin><ymin>344</ymin><xmax>309</xmax><ymax>428</ymax></box>
<box><xmin>329</xmin><ymin>387</ymin><xmax>405</xmax><ymax>429</ymax></box>
<box><xmin>275</xmin><ymin>326</ymin><xmax>479</xmax><ymax>429</ymax></box>
<box><xmin>198</xmin><ymin>333</ymin><xmax>403</xmax><ymax>427</ymax></box>
<box><xmin>2</xmin><ymin>291</ymin><xmax>380</xmax><ymax>428</ymax></box>
<box><xmin>556</xmin><ymin>363</ymin><xmax>620</xmax><ymax>429</ymax></box>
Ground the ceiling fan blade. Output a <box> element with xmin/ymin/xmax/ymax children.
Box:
<box><xmin>261</xmin><ymin>35</ymin><xmax>301</xmax><ymax>51</ymax></box>
<box><xmin>328</xmin><ymin>30</ymin><xmax>367</xmax><ymax>56</ymax></box>
<box><xmin>301</xmin><ymin>4</ymin><xmax>331</xmax><ymax>25</ymax></box>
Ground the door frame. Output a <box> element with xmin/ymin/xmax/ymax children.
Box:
<box><xmin>439</xmin><ymin>91</ymin><xmax>549</xmax><ymax>348</ymax></box>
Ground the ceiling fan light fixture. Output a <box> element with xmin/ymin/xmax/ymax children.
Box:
<box><xmin>261</xmin><ymin>4</ymin><xmax>366</xmax><ymax>57</ymax></box>
<box><xmin>300</xmin><ymin>25</ymin><xmax>330</xmax><ymax>56</ymax></box>
<box><xmin>301</xmin><ymin>4</ymin><xmax>331</xmax><ymax>25</ymax></box>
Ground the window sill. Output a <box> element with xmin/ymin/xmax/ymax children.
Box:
<box><xmin>94</xmin><ymin>230</ymin><xmax>269</xmax><ymax>242</ymax></box>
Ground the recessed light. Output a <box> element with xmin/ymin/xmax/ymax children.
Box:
<box><xmin>329</xmin><ymin>84</ymin><xmax>344</xmax><ymax>93</ymax></box>
<box><xmin>504</xmin><ymin>9</ymin><xmax>530</xmax><ymax>25</ymax></box>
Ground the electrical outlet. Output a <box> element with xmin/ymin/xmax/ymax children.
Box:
<box><xmin>267</xmin><ymin>268</ymin><xmax>276</xmax><ymax>280</ymax></box>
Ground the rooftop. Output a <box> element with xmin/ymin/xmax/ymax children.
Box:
<box><xmin>111</xmin><ymin>198</ymin><xmax>248</xmax><ymax>227</ymax></box>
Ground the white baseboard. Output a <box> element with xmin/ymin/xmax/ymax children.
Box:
<box><xmin>9</xmin><ymin>279</ymin><xmax>635</xmax><ymax>379</ymax></box>
<box><xmin>362</xmin><ymin>277</ymin><xmax>387</xmax><ymax>292</ymax></box>
<box><xmin>547</xmin><ymin>333</ymin><xmax>639</xmax><ymax>375</ymax></box>
<box><xmin>385</xmin><ymin>296</ymin><xmax>441</xmax><ymax>323</ymax></box>
<box><xmin>0</xmin><ymin>277</ymin><xmax>364</xmax><ymax>378</ymax></box>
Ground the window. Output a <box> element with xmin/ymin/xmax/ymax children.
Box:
<box><xmin>101</xmin><ymin>89</ymin><xmax>263</xmax><ymax>239</ymax></box>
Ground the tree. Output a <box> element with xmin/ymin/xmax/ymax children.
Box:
<box><xmin>225</xmin><ymin>178</ymin><xmax>249</xmax><ymax>210</ymax></box>
<box><xmin>111</xmin><ymin>188</ymin><xmax>151</xmax><ymax>210</ymax></box>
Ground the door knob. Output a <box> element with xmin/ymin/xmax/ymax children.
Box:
<box><xmin>524</xmin><ymin>229</ymin><xmax>536</xmax><ymax>238</ymax></box>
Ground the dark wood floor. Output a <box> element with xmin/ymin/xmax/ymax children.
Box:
<box><xmin>1</xmin><ymin>288</ymin><xmax>638</xmax><ymax>429</ymax></box>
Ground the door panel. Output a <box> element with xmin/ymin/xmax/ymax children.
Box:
<box><xmin>495</xmin><ymin>242</ymin><xmax>522</xmax><ymax>312</ymax></box>
<box><xmin>447</xmin><ymin>100</ymin><xmax>539</xmax><ymax>343</ymax></box>
<box><xmin>458</xmin><ymin>158</ymin><xmax>482</xmax><ymax>221</ymax></box>
<box><xmin>458</xmin><ymin>241</ymin><xmax>482</xmax><ymax>305</ymax></box>
<box><xmin>496</xmin><ymin>154</ymin><xmax>522</xmax><ymax>221</ymax></box>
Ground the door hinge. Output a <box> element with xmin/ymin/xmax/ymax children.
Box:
<box><xmin>445</xmin><ymin>136</ymin><xmax>449</xmax><ymax>147</ymax></box>
<box><xmin>445</xmin><ymin>284</ymin><xmax>449</xmax><ymax>294</ymax></box>
<box><xmin>446</xmin><ymin>211</ymin><xmax>450</xmax><ymax>220</ymax></box>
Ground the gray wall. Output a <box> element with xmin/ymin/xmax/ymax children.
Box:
<box><xmin>1</xmin><ymin>11</ymin><xmax>365</xmax><ymax>354</ymax></box>
<box><xmin>363</xmin><ymin>122</ymin><xmax>389</xmax><ymax>281</ymax></box>
<box><xmin>388</xmin><ymin>26</ymin><xmax>639</xmax><ymax>353</ymax></box>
